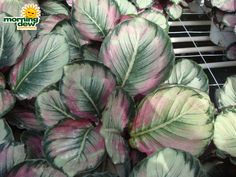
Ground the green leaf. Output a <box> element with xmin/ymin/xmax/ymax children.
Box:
<box><xmin>132</xmin><ymin>0</ymin><xmax>153</xmax><ymax>9</ymax></box>
<box><xmin>113</xmin><ymin>0</ymin><xmax>137</xmax><ymax>15</ymax></box>
<box><xmin>215</xmin><ymin>75</ymin><xmax>236</xmax><ymax>108</ymax></box>
<box><xmin>41</xmin><ymin>0</ymin><xmax>69</xmax><ymax>16</ymax></box>
<box><xmin>43</xmin><ymin>119</ymin><xmax>105</xmax><ymax>176</ymax></box>
<box><xmin>166</xmin><ymin>3</ymin><xmax>183</xmax><ymax>20</ymax></box>
<box><xmin>52</xmin><ymin>21</ymin><xmax>84</xmax><ymax>62</ymax></box>
<box><xmin>170</xmin><ymin>0</ymin><xmax>183</xmax><ymax>4</ymax></box>
<box><xmin>36</xmin><ymin>89</ymin><xmax>77</xmax><ymax>128</ymax></box>
<box><xmin>81</xmin><ymin>44</ymin><xmax>99</xmax><ymax>61</ymax></box>
<box><xmin>0</xmin><ymin>119</ymin><xmax>14</xmax><ymax>145</ymax></box>
<box><xmin>0</xmin><ymin>89</ymin><xmax>15</xmax><ymax>118</ymax></box>
<box><xmin>129</xmin><ymin>85</ymin><xmax>214</xmax><ymax>156</ymax></box>
<box><xmin>7</xmin><ymin>160</ymin><xmax>67</xmax><ymax>177</ymax></box>
<box><xmin>60</xmin><ymin>61</ymin><xmax>116</xmax><ymax>120</ymax></box>
<box><xmin>165</xmin><ymin>59</ymin><xmax>209</xmax><ymax>92</ymax></box>
<box><xmin>10</xmin><ymin>34</ymin><xmax>69</xmax><ymax>100</ymax></box>
<box><xmin>214</xmin><ymin>107</ymin><xmax>236</xmax><ymax>157</ymax></box>
<box><xmin>139</xmin><ymin>10</ymin><xmax>169</xmax><ymax>32</ymax></box>
<box><xmin>0</xmin><ymin>13</ymin><xmax>23</xmax><ymax>68</ymax></box>
<box><xmin>130</xmin><ymin>148</ymin><xmax>207</xmax><ymax>177</ymax></box>
<box><xmin>0</xmin><ymin>143</ymin><xmax>26</xmax><ymax>177</ymax></box>
<box><xmin>100</xmin><ymin>89</ymin><xmax>134</xmax><ymax>164</ymax></box>
<box><xmin>72</xmin><ymin>0</ymin><xmax>120</xmax><ymax>41</ymax></box>
<box><xmin>100</xmin><ymin>18</ymin><xmax>174</xmax><ymax>97</ymax></box>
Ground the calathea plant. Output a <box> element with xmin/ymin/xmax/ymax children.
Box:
<box><xmin>0</xmin><ymin>0</ymin><xmax>236</xmax><ymax>177</ymax></box>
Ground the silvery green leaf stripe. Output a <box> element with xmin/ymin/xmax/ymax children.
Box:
<box><xmin>0</xmin><ymin>143</ymin><xmax>26</xmax><ymax>177</ymax></box>
<box><xmin>165</xmin><ymin>59</ymin><xmax>209</xmax><ymax>92</ymax></box>
<box><xmin>10</xmin><ymin>34</ymin><xmax>69</xmax><ymax>100</ymax></box>
<box><xmin>170</xmin><ymin>0</ymin><xmax>182</xmax><ymax>4</ymax></box>
<box><xmin>166</xmin><ymin>4</ymin><xmax>183</xmax><ymax>20</ymax></box>
<box><xmin>131</xmin><ymin>0</ymin><xmax>153</xmax><ymax>9</ymax></box>
<box><xmin>100</xmin><ymin>89</ymin><xmax>133</xmax><ymax>164</ymax></box>
<box><xmin>129</xmin><ymin>148</ymin><xmax>207</xmax><ymax>177</ymax></box>
<box><xmin>0</xmin><ymin>13</ymin><xmax>23</xmax><ymax>68</ymax></box>
<box><xmin>72</xmin><ymin>0</ymin><xmax>120</xmax><ymax>41</ymax></box>
<box><xmin>0</xmin><ymin>89</ymin><xmax>15</xmax><ymax>118</ymax></box>
<box><xmin>43</xmin><ymin>119</ymin><xmax>105</xmax><ymax>177</ymax></box>
<box><xmin>0</xmin><ymin>119</ymin><xmax>14</xmax><ymax>146</ymax></box>
<box><xmin>7</xmin><ymin>160</ymin><xmax>67</xmax><ymax>177</ymax></box>
<box><xmin>139</xmin><ymin>10</ymin><xmax>169</xmax><ymax>32</ymax></box>
<box><xmin>53</xmin><ymin>21</ymin><xmax>83</xmax><ymax>62</ymax></box>
<box><xmin>36</xmin><ymin>90</ymin><xmax>77</xmax><ymax>128</ymax></box>
<box><xmin>113</xmin><ymin>0</ymin><xmax>137</xmax><ymax>15</ymax></box>
<box><xmin>41</xmin><ymin>0</ymin><xmax>69</xmax><ymax>16</ymax></box>
<box><xmin>100</xmin><ymin>18</ymin><xmax>174</xmax><ymax>97</ymax></box>
<box><xmin>215</xmin><ymin>75</ymin><xmax>236</xmax><ymax>108</ymax></box>
<box><xmin>129</xmin><ymin>85</ymin><xmax>214</xmax><ymax>156</ymax></box>
<box><xmin>214</xmin><ymin>107</ymin><xmax>236</xmax><ymax>157</ymax></box>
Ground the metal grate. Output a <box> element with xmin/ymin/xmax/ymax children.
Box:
<box><xmin>169</xmin><ymin>8</ymin><xmax>236</xmax><ymax>100</ymax></box>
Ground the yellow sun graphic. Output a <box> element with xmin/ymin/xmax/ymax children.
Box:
<box><xmin>21</xmin><ymin>4</ymin><xmax>41</xmax><ymax>18</ymax></box>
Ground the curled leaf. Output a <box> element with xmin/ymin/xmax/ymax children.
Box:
<box><xmin>215</xmin><ymin>75</ymin><xmax>236</xmax><ymax>108</ymax></box>
<box><xmin>132</xmin><ymin>0</ymin><xmax>154</xmax><ymax>9</ymax></box>
<box><xmin>41</xmin><ymin>0</ymin><xmax>69</xmax><ymax>16</ymax></box>
<box><xmin>114</xmin><ymin>0</ymin><xmax>137</xmax><ymax>15</ymax></box>
<box><xmin>0</xmin><ymin>119</ymin><xmax>14</xmax><ymax>145</ymax></box>
<box><xmin>165</xmin><ymin>59</ymin><xmax>209</xmax><ymax>92</ymax></box>
<box><xmin>101</xmin><ymin>89</ymin><xmax>133</xmax><ymax>164</ymax></box>
<box><xmin>0</xmin><ymin>89</ymin><xmax>15</xmax><ymax>118</ymax></box>
<box><xmin>166</xmin><ymin>3</ymin><xmax>183</xmax><ymax>20</ymax></box>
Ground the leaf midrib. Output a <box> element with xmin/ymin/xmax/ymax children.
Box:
<box><xmin>78</xmin><ymin>6</ymin><xmax>106</xmax><ymax>37</ymax></box>
<box><xmin>121</xmin><ymin>39</ymin><xmax>139</xmax><ymax>87</ymax></box>
<box><xmin>47</xmin><ymin>103</ymin><xmax>75</xmax><ymax>120</ymax></box>
<box><xmin>131</xmin><ymin>114</ymin><xmax>184</xmax><ymax>137</ymax></box>
<box><xmin>0</xmin><ymin>25</ymin><xmax>4</xmax><ymax>59</ymax></box>
<box><xmin>14</xmin><ymin>48</ymin><xmax>54</xmax><ymax>91</ymax></box>
<box><xmin>77</xmin><ymin>127</ymin><xmax>93</xmax><ymax>159</ymax></box>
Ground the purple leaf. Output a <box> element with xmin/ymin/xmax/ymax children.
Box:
<box><xmin>0</xmin><ymin>89</ymin><xmax>15</xmax><ymax>118</ymax></box>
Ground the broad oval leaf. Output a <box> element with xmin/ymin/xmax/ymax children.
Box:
<box><xmin>0</xmin><ymin>143</ymin><xmax>26</xmax><ymax>177</ymax></box>
<box><xmin>211</xmin><ymin>0</ymin><xmax>236</xmax><ymax>12</ymax></box>
<box><xmin>214</xmin><ymin>107</ymin><xmax>236</xmax><ymax>157</ymax></box>
<box><xmin>21</xmin><ymin>131</ymin><xmax>44</xmax><ymax>159</ymax></box>
<box><xmin>139</xmin><ymin>10</ymin><xmax>169</xmax><ymax>32</ymax></box>
<box><xmin>0</xmin><ymin>119</ymin><xmax>14</xmax><ymax>145</ymax></box>
<box><xmin>43</xmin><ymin>119</ymin><xmax>105</xmax><ymax>176</ymax></box>
<box><xmin>166</xmin><ymin>3</ymin><xmax>183</xmax><ymax>20</ymax></box>
<box><xmin>41</xmin><ymin>0</ymin><xmax>69</xmax><ymax>16</ymax></box>
<box><xmin>130</xmin><ymin>148</ymin><xmax>207</xmax><ymax>177</ymax></box>
<box><xmin>60</xmin><ymin>61</ymin><xmax>116</xmax><ymax>120</ymax></box>
<box><xmin>129</xmin><ymin>85</ymin><xmax>214</xmax><ymax>156</ymax></box>
<box><xmin>165</xmin><ymin>59</ymin><xmax>209</xmax><ymax>92</ymax></box>
<box><xmin>10</xmin><ymin>34</ymin><xmax>69</xmax><ymax>100</ymax></box>
<box><xmin>84</xmin><ymin>172</ymin><xmax>118</xmax><ymax>177</ymax></box>
<box><xmin>72</xmin><ymin>0</ymin><xmax>120</xmax><ymax>41</ymax></box>
<box><xmin>215</xmin><ymin>75</ymin><xmax>236</xmax><ymax>108</ymax></box>
<box><xmin>132</xmin><ymin>0</ymin><xmax>153</xmax><ymax>9</ymax></box>
<box><xmin>114</xmin><ymin>0</ymin><xmax>137</xmax><ymax>15</ymax></box>
<box><xmin>101</xmin><ymin>89</ymin><xmax>133</xmax><ymax>164</ymax></box>
<box><xmin>0</xmin><ymin>13</ymin><xmax>23</xmax><ymax>68</ymax></box>
<box><xmin>0</xmin><ymin>89</ymin><xmax>15</xmax><ymax>118</ymax></box>
<box><xmin>100</xmin><ymin>18</ymin><xmax>174</xmax><ymax>97</ymax></box>
<box><xmin>7</xmin><ymin>107</ymin><xmax>44</xmax><ymax>131</ymax></box>
<box><xmin>7</xmin><ymin>160</ymin><xmax>67</xmax><ymax>177</ymax></box>
<box><xmin>36</xmin><ymin>90</ymin><xmax>76</xmax><ymax>128</ymax></box>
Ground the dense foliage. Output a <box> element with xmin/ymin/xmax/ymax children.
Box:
<box><xmin>0</xmin><ymin>0</ymin><xmax>235</xmax><ymax>177</ymax></box>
